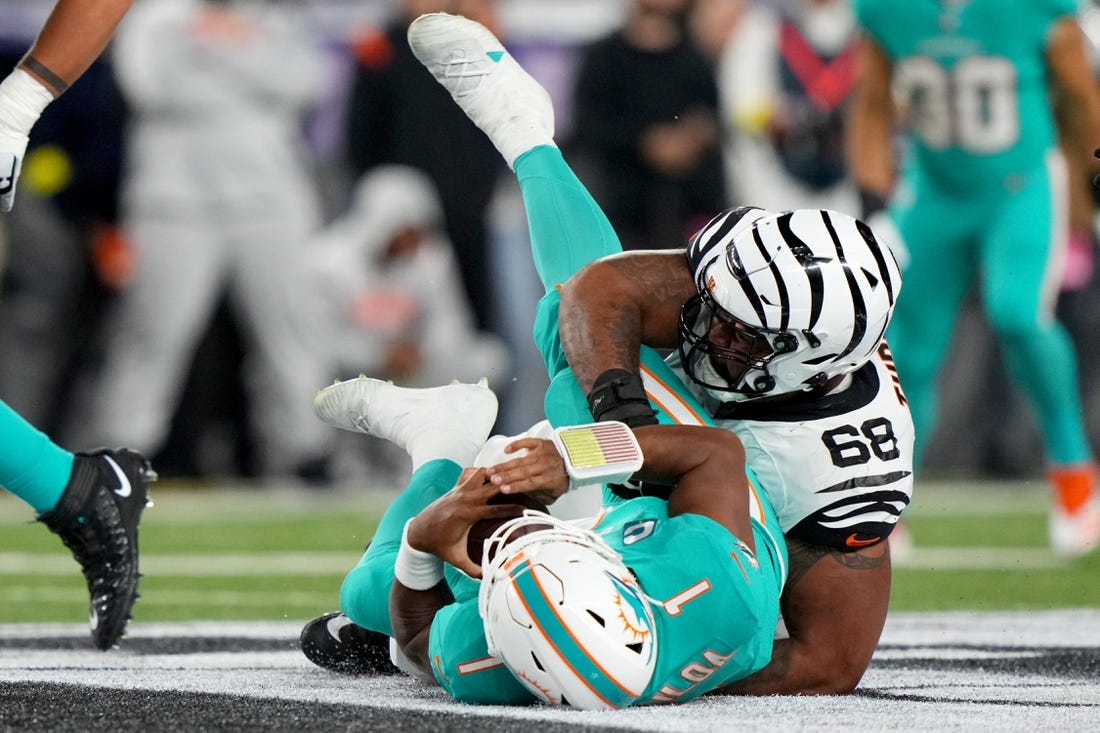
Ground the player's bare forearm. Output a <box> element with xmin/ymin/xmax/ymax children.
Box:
<box><xmin>558</xmin><ymin>251</ymin><xmax>693</xmax><ymax>393</ymax></box>
<box><xmin>709</xmin><ymin>537</ymin><xmax>891</xmax><ymax>695</ymax></box>
<box><xmin>1047</xmin><ymin>17</ymin><xmax>1100</xmax><ymax>189</ymax></box>
<box><xmin>19</xmin><ymin>0</ymin><xmax>135</xmax><ymax>95</ymax></box>
<box><xmin>846</xmin><ymin>36</ymin><xmax>897</xmax><ymax>197</ymax></box>
<box><xmin>633</xmin><ymin>425</ymin><xmax>754</xmax><ymax>546</ymax></box>
<box><xmin>389</xmin><ymin>580</ymin><xmax>452</xmax><ymax>678</ymax></box>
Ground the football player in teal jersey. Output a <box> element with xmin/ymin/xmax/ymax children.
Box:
<box><xmin>313</xmin><ymin>374</ymin><xmax>786</xmax><ymax>709</ymax></box>
<box><xmin>847</xmin><ymin>0</ymin><xmax>1100</xmax><ymax>556</ymax></box>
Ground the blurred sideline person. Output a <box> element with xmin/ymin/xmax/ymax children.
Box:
<box><xmin>846</xmin><ymin>0</ymin><xmax>1100</xmax><ymax>556</ymax></box>
<box><xmin>718</xmin><ymin>0</ymin><xmax>861</xmax><ymax>214</ymax></box>
<box><xmin>303</xmin><ymin>11</ymin><xmax>906</xmax><ymax>698</ymax></box>
<box><xmin>306</xmin><ymin>375</ymin><xmax>784</xmax><ymax>709</ymax></box>
<box><xmin>0</xmin><ymin>0</ymin><xmax>153</xmax><ymax>651</ymax></box>
<box><xmin>570</xmin><ymin>0</ymin><xmax>727</xmax><ymax>251</ymax></box>
<box><xmin>343</xmin><ymin>0</ymin><xmax>503</xmax><ymax>334</ymax></box>
<box><xmin>309</xmin><ymin>165</ymin><xmax>509</xmax><ymax>390</ymax></box>
<box><xmin>67</xmin><ymin>0</ymin><xmax>335</xmax><ymax>480</ymax></box>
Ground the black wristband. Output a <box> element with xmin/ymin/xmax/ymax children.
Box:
<box><xmin>858</xmin><ymin>188</ymin><xmax>888</xmax><ymax>221</ymax></box>
<box><xmin>586</xmin><ymin>369</ymin><xmax>658</xmax><ymax>428</ymax></box>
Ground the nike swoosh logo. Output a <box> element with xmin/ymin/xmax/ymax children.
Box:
<box><xmin>0</xmin><ymin>156</ymin><xmax>15</xmax><ymax>194</ymax></box>
<box><xmin>326</xmin><ymin>613</ymin><xmax>354</xmax><ymax>641</ymax></box>
<box><xmin>104</xmin><ymin>456</ymin><xmax>133</xmax><ymax>498</ymax></box>
<box><xmin>845</xmin><ymin>533</ymin><xmax>880</xmax><ymax>548</ymax></box>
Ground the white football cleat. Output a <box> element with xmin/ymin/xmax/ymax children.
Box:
<box><xmin>313</xmin><ymin>376</ymin><xmax>499</xmax><ymax>469</ymax></box>
<box><xmin>407</xmin><ymin>12</ymin><xmax>555</xmax><ymax>168</ymax></box>
<box><xmin>1049</xmin><ymin>498</ymin><xmax>1100</xmax><ymax>557</ymax></box>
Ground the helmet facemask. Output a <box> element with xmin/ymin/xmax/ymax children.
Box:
<box><xmin>679</xmin><ymin>290</ymin><xmax>825</xmax><ymax>400</ymax></box>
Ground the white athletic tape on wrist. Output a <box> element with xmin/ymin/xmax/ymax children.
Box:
<box><xmin>0</xmin><ymin>69</ymin><xmax>54</xmax><ymax>135</ymax></box>
<box><xmin>394</xmin><ymin>520</ymin><xmax>445</xmax><ymax>591</ymax></box>
<box><xmin>551</xmin><ymin>421</ymin><xmax>644</xmax><ymax>490</ymax></box>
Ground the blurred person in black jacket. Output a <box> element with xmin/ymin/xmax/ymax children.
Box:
<box><xmin>343</xmin><ymin>0</ymin><xmax>503</xmax><ymax>333</ymax></box>
<box><xmin>570</xmin><ymin>0</ymin><xmax>726</xmax><ymax>252</ymax></box>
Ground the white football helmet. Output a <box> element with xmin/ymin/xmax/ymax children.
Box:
<box><xmin>679</xmin><ymin>206</ymin><xmax>902</xmax><ymax>401</ymax></box>
<box><xmin>478</xmin><ymin>512</ymin><xmax>657</xmax><ymax>710</ymax></box>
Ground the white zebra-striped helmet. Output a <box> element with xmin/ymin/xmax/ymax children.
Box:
<box><xmin>678</xmin><ymin>207</ymin><xmax>901</xmax><ymax>401</ymax></box>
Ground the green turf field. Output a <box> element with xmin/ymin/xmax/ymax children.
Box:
<box><xmin>1</xmin><ymin>478</ymin><xmax>1098</xmax><ymax>624</ymax></box>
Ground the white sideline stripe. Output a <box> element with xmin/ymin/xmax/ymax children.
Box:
<box><xmin>1</xmin><ymin>547</ymin><xmax>1065</xmax><ymax>576</ymax></box>
<box><xmin>0</xmin><ymin>551</ymin><xmax>358</xmax><ymax>576</ymax></box>
<box><xmin>4</xmin><ymin>586</ymin><xmax>331</xmax><ymax>608</ymax></box>
<box><xmin>891</xmin><ymin>547</ymin><xmax>1068</xmax><ymax>570</ymax></box>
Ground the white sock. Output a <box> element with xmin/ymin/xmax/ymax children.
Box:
<box><xmin>408</xmin><ymin>431</ymin><xmax>485</xmax><ymax>472</ymax></box>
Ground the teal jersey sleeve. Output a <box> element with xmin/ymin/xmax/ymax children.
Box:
<box><xmin>599</xmin><ymin>498</ymin><xmax>785</xmax><ymax>704</ymax></box>
<box><xmin>428</xmin><ymin>599</ymin><xmax>534</xmax><ymax>705</ymax></box>
<box><xmin>854</xmin><ymin>0</ymin><xmax>1075</xmax><ymax>189</ymax></box>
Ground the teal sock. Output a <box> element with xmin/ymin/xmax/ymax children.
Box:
<box><xmin>0</xmin><ymin>399</ymin><xmax>74</xmax><ymax>513</ymax></box>
<box><xmin>340</xmin><ymin>459</ymin><xmax>462</xmax><ymax>634</ymax></box>
<box><xmin>514</xmin><ymin>145</ymin><xmax>624</xmax><ymax>290</ymax></box>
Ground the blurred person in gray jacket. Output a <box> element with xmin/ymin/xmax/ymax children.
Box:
<box><xmin>310</xmin><ymin>165</ymin><xmax>510</xmax><ymax>390</ymax></box>
<box><xmin>69</xmin><ymin>0</ymin><xmax>334</xmax><ymax>480</ymax></box>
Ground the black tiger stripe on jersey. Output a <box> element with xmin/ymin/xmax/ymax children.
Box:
<box><xmin>789</xmin><ymin>489</ymin><xmax>911</xmax><ymax>549</ymax></box>
<box><xmin>713</xmin><ymin>359</ymin><xmax>880</xmax><ymax>422</ymax></box>
<box><xmin>817</xmin><ymin>471</ymin><xmax>913</xmax><ymax>494</ymax></box>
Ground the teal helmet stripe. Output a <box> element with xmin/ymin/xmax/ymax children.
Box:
<box><xmin>510</xmin><ymin>559</ymin><xmax>641</xmax><ymax>708</ymax></box>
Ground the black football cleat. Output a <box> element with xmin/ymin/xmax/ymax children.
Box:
<box><xmin>37</xmin><ymin>448</ymin><xmax>156</xmax><ymax>650</ymax></box>
<box><xmin>300</xmin><ymin>611</ymin><xmax>399</xmax><ymax>675</ymax></box>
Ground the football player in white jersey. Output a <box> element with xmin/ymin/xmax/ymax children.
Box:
<box><xmin>559</xmin><ymin>181</ymin><xmax>913</xmax><ymax>698</ymax></box>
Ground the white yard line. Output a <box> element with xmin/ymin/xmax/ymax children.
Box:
<box><xmin>0</xmin><ymin>551</ymin><xmax>359</xmax><ymax>575</ymax></box>
<box><xmin>1</xmin><ymin>545</ymin><xmax>1067</xmax><ymax>576</ymax></box>
<box><xmin>2</xmin><ymin>586</ymin><xmax>331</xmax><ymax>608</ymax></box>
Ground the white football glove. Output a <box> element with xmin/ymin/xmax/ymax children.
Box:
<box><xmin>0</xmin><ymin>69</ymin><xmax>55</xmax><ymax>212</ymax></box>
<box><xmin>0</xmin><ymin>133</ymin><xmax>28</xmax><ymax>213</ymax></box>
